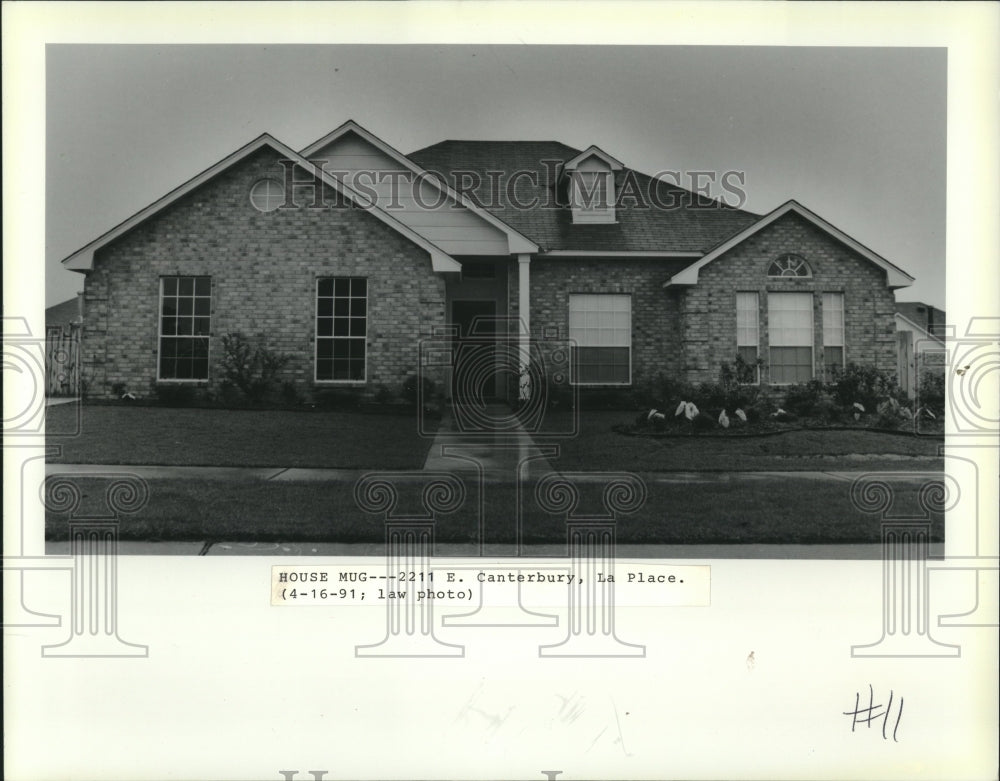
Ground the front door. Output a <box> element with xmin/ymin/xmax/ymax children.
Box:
<box><xmin>451</xmin><ymin>300</ymin><xmax>503</xmax><ymax>404</ymax></box>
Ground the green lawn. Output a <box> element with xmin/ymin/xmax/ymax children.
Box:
<box><xmin>45</xmin><ymin>475</ymin><xmax>944</xmax><ymax>545</ymax></box>
<box><xmin>542</xmin><ymin>410</ymin><xmax>944</xmax><ymax>471</ymax></box>
<box><xmin>46</xmin><ymin>403</ymin><xmax>435</xmax><ymax>469</ymax></box>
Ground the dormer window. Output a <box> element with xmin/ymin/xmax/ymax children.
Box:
<box><xmin>563</xmin><ymin>145</ymin><xmax>624</xmax><ymax>225</ymax></box>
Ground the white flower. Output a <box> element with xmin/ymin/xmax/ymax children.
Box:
<box><xmin>685</xmin><ymin>402</ymin><xmax>699</xmax><ymax>420</ymax></box>
<box><xmin>925</xmin><ymin>409</ymin><xmax>936</xmax><ymax>419</ymax></box>
<box><xmin>853</xmin><ymin>402</ymin><xmax>865</xmax><ymax>412</ymax></box>
<box><xmin>771</xmin><ymin>408</ymin><xmax>787</xmax><ymax>418</ymax></box>
<box><xmin>651</xmin><ymin>411</ymin><xmax>666</xmax><ymax>422</ymax></box>
<box><xmin>735</xmin><ymin>408</ymin><xmax>747</xmax><ymax>422</ymax></box>
<box><xmin>900</xmin><ymin>407</ymin><xmax>913</xmax><ymax>419</ymax></box>
<box><xmin>718</xmin><ymin>410</ymin><xmax>730</xmax><ymax>428</ymax></box>
<box><xmin>675</xmin><ymin>401</ymin><xmax>687</xmax><ymax>417</ymax></box>
<box><xmin>647</xmin><ymin>408</ymin><xmax>659</xmax><ymax>421</ymax></box>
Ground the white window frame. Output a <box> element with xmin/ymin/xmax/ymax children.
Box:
<box><xmin>735</xmin><ymin>291</ymin><xmax>760</xmax><ymax>385</ymax></box>
<box><xmin>157</xmin><ymin>276</ymin><xmax>211</xmax><ymax>383</ymax></box>
<box><xmin>822</xmin><ymin>292</ymin><xmax>846</xmax><ymax>375</ymax></box>
<box><xmin>249</xmin><ymin>178</ymin><xmax>286</xmax><ymax>213</ymax></box>
<box><xmin>570</xmin><ymin>170</ymin><xmax>616</xmax><ymax>224</ymax></box>
<box><xmin>314</xmin><ymin>276</ymin><xmax>368</xmax><ymax>384</ymax></box>
<box><xmin>568</xmin><ymin>293</ymin><xmax>632</xmax><ymax>386</ymax></box>
<box><xmin>767</xmin><ymin>253</ymin><xmax>812</xmax><ymax>278</ymax></box>
<box><xmin>767</xmin><ymin>291</ymin><xmax>815</xmax><ymax>385</ymax></box>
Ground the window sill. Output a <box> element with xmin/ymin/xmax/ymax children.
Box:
<box><xmin>156</xmin><ymin>379</ymin><xmax>209</xmax><ymax>385</ymax></box>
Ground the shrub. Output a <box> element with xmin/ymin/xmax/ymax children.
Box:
<box><xmin>281</xmin><ymin>381</ymin><xmax>300</xmax><ymax>406</ymax></box>
<box><xmin>917</xmin><ymin>368</ymin><xmax>945</xmax><ymax>414</ymax></box>
<box><xmin>831</xmin><ymin>363</ymin><xmax>903</xmax><ymax>412</ymax></box>
<box><xmin>373</xmin><ymin>384</ymin><xmax>395</xmax><ymax>405</ymax></box>
<box><xmin>782</xmin><ymin>380</ymin><xmax>826</xmax><ymax>418</ymax></box>
<box><xmin>219</xmin><ymin>332</ymin><xmax>290</xmax><ymax>403</ymax></box>
<box><xmin>402</xmin><ymin>373</ymin><xmax>436</xmax><ymax>406</ymax></box>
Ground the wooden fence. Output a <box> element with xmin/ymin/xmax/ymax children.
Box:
<box><xmin>46</xmin><ymin>323</ymin><xmax>81</xmax><ymax>397</ymax></box>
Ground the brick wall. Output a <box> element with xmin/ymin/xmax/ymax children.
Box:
<box><xmin>82</xmin><ymin>147</ymin><xmax>446</xmax><ymax>400</ymax></box>
<box><xmin>682</xmin><ymin>211</ymin><xmax>899</xmax><ymax>385</ymax></box>
<box><xmin>513</xmin><ymin>258</ymin><xmax>692</xmax><ymax>395</ymax></box>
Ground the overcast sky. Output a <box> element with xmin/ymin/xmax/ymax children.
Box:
<box><xmin>46</xmin><ymin>44</ymin><xmax>946</xmax><ymax>308</ymax></box>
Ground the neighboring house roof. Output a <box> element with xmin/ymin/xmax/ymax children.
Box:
<box><xmin>300</xmin><ymin>120</ymin><xmax>539</xmax><ymax>255</ymax></box>
<box><xmin>60</xmin><ymin>134</ymin><xmax>463</xmax><ymax>274</ymax></box>
<box><xmin>895</xmin><ymin>311</ymin><xmax>946</xmax><ymax>345</ymax></box>
<box><xmin>664</xmin><ymin>199</ymin><xmax>915</xmax><ymax>289</ymax></box>
<box><xmin>408</xmin><ymin>140</ymin><xmax>761</xmax><ymax>254</ymax></box>
<box><xmin>895</xmin><ymin>301</ymin><xmax>946</xmax><ymax>335</ymax></box>
<box><xmin>45</xmin><ymin>296</ymin><xmax>82</xmax><ymax>329</ymax></box>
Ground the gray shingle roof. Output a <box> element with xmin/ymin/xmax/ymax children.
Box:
<box><xmin>408</xmin><ymin>139</ymin><xmax>761</xmax><ymax>253</ymax></box>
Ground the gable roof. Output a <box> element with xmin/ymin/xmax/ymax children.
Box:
<box><xmin>562</xmin><ymin>145</ymin><xmax>624</xmax><ymax>171</ymax></box>
<box><xmin>664</xmin><ymin>200</ymin><xmax>915</xmax><ymax>288</ymax></box>
<box><xmin>300</xmin><ymin>120</ymin><xmax>538</xmax><ymax>254</ymax></box>
<box><xmin>61</xmin><ymin>134</ymin><xmax>463</xmax><ymax>274</ymax></box>
<box><xmin>408</xmin><ymin>140</ymin><xmax>760</xmax><ymax>253</ymax></box>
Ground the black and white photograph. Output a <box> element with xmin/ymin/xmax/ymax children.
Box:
<box><xmin>41</xmin><ymin>44</ymin><xmax>948</xmax><ymax>557</ymax></box>
<box><xmin>4</xmin><ymin>3</ymin><xmax>998</xmax><ymax>780</ymax></box>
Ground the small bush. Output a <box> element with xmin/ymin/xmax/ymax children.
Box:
<box><xmin>281</xmin><ymin>381</ymin><xmax>300</xmax><ymax>406</ymax></box>
<box><xmin>831</xmin><ymin>363</ymin><xmax>903</xmax><ymax>412</ymax></box>
<box><xmin>782</xmin><ymin>380</ymin><xmax>826</xmax><ymax>418</ymax></box>
<box><xmin>917</xmin><ymin>368</ymin><xmax>945</xmax><ymax>414</ymax></box>
<box><xmin>402</xmin><ymin>374</ymin><xmax>436</xmax><ymax>406</ymax></box>
<box><xmin>373</xmin><ymin>384</ymin><xmax>394</xmax><ymax>405</ymax></box>
<box><xmin>219</xmin><ymin>332</ymin><xmax>290</xmax><ymax>403</ymax></box>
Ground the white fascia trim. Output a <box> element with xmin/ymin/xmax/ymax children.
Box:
<box><xmin>662</xmin><ymin>200</ymin><xmax>916</xmax><ymax>289</ymax></box>
<box><xmin>895</xmin><ymin>312</ymin><xmax>946</xmax><ymax>345</ymax></box>
<box><xmin>563</xmin><ymin>145</ymin><xmax>625</xmax><ymax>171</ymax></box>
<box><xmin>300</xmin><ymin>119</ymin><xmax>539</xmax><ymax>255</ymax></box>
<box><xmin>61</xmin><ymin>134</ymin><xmax>462</xmax><ymax>275</ymax></box>
<box><xmin>543</xmin><ymin>250</ymin><xmax>702</xmax><ymax>259</ymax></box>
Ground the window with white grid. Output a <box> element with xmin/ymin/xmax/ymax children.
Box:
<box><xmin>316</xmin><ymin>277</ymin><xmax>367</xmax><ymax>382</ymax></box>
<box><xmin>568</xmin><ymin>294</ymin><xmax>631</xmax><ymax>384</ymax></box>
<box><xmin>768</xmin><ymin>292</ymin><xmax>814</xmax><ymax>384</ymax></box>
<box><xmin>822</xmin><ymin>292</ymin><xmax>845</xmax><ymax>377</ymax></box>
<box><xmin>158</xmin><ymin>276</ymin><xmax>211</xmax><ymax>381</ymax></box>
<box><xmin>736</xmin><ymin>292</ymin><xmax>760</xmax><ymax>383</ymax></box>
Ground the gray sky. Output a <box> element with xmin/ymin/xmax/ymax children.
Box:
<box><xmin>46</xmin><ymin>44</ymin><xmax>946</xmax><ymax>308</ymax></box>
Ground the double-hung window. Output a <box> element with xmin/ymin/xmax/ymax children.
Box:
<box><xmin>768</xmin><ymin>292</ymin><xmax>814</xmax><ymax>384</ymax></box>
<box><xmin>159</xmin><ymin>276</ymin><xmax>211</xmax><ymax>380</ymax></box>
<box><xmin>316</xmin><ymin>277</ymin><xmax>367</xmax><ymax>382</ymax></box>
<box><xmin>736</xmin><ymin>292</ymin><xmax>760</xmax><ymax>383</ymax></box>
<box><xmin>822</xmin><ymin>292</ymin><xmax>845</xmax><ymax>376</ymax></box>
<box><xmin>569</xmin><ymin>294</ymin><xmax>631</xmax><ymax>384</ymax></box>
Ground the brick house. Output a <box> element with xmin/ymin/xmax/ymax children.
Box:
<box><xmin>62</xmin><ymin>120</ymin><xmax>914</xmax><ymax>402</ymax></box>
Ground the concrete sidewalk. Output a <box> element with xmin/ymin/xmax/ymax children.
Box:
<box><xmin>44</xmin><ymin>538</ymin><xmax>912</xmax><ymax>559</ymax></box>
<box><xmin>44</xmin><ymin>461</ymin><xmax>941</xmax><ymax>485</ymax></box>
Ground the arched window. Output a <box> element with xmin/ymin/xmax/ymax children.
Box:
<box><xmin>768</xmin><ymin>253</ymin><xmax>811</xmax><ymax>277</ymax></box>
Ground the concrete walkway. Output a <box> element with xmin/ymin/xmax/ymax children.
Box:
<box><xmin>421</xmin><ymin>403</ymin><xmax>557</xmax><ymax>480</ymax></box>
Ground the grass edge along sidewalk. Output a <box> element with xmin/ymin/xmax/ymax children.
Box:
<box><xmin>45</xmin><ymin>471</ymin><xmax>945</xmax><ymax>546</ymax></box>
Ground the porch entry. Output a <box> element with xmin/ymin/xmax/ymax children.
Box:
<box><xmin>451</xmin><ymin>300</ymin><xmax>508</xmax><ymax>403</ymax></box>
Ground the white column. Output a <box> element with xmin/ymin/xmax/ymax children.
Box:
<box><xmin>517</xmin><ymin>254</ymin><xmax>531</xmax><ymax>401</ymax></box>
